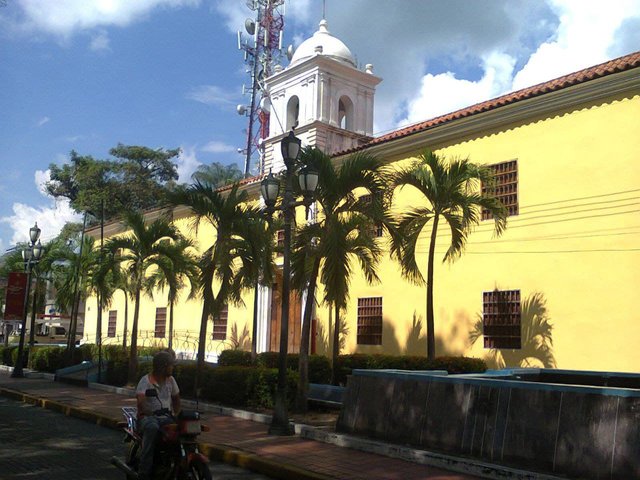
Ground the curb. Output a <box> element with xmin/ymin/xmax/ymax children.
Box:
<box><xmin>200</xmin><ymin>443</ymin><xmax>334</xmax><ymax>480</ymax></box>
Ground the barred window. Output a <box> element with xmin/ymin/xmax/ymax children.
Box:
<box><xmin>482</xmin><ymin>289</ymin><xmax>521</xmax><ymax>349</ymax></box>
<box><xmin>360</xmin><ymin>193</ymin><xmax>383</xmax><ymax>237</ymax></box>
<box><xmin>155</xmin><ymin>307</ymin><xmax>167</xmax><ymax>338</ymax></box>
<box><xmin>276</xmin><ymin>229</ymin><xmax>284</xmax><ymax>257</ymax></box>
<box><xmin>107</xmin><ymin>310</ymin><xmax>117</xmax><ymax>338</ymax></box>
<box><xmin>212</xmin><ymin>304</ymin><xmax>229</xmax><ymax>341</ymax></box>
<box><xmin>357</xmin><ymin>297</ymin><xmax>383</xmax><ymax>345</ymax></box>
<box><xmin>482</xmin><ymin>160</ymin><xmax>518</xmax><ymax>220</ymax></box>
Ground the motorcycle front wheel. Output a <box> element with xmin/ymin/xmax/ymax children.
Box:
<box><xmin>186</xmin><ymin>459</ymin><xmax>212</xmax><ymax>480</ymax></box>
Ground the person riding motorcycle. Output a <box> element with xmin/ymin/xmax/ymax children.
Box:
<box><xmin>135</xmin><ymin>350</ymin><xmax>181</xmax><ymax>480</ymax></box>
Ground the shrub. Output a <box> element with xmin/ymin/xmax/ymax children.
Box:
<box><xmin>202</xmin><ymin>366</ymin><xmax>253</xmax><ymax>406</ymax></box>
<box><xmin>11</xmin><ymin>346</ymin><xmax>29</xmax><ymax>368</ymax></box>
<box><xmin>247</xmin><ymin>367</ymin><xmax>298</xmax><ymax>409</ymax></box>
<box><xmin>29</xmin><ymin>346</ymin><xmax>66</xmax><ymax>372</ymax></box>
<box><xmin>218</xmin><ymin>349</ymin><xmax>252</xmax><ymax>367</ymax></box>
<box><xmin>307</xmin><ymin>355</ymin><xmax>332</xmax><ymax>384</ymax></box>
<box><xmin>256</xmin><ymin>352</ymin><xmax>299</xmax><ymax>370</ymax></box>
<box><xmin>334</xmin><ymin>354</ymin><xmax>487</xmax><ymax>384</ymax></box>
<box><xmin>0</xmin><ymin>346</ymin><xmax>17</xmax><ymax>366</ymax></box>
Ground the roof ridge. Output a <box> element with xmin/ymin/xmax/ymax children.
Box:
<box><xmin>338</xmin><ymin>49</ymin><xmax>640</xmax><ymax>156</ymax></box>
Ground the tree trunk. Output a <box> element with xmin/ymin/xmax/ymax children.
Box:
<box><xmin>168</xmin><ymin>300</ymin><xmax>174</xmax><ymax>351</ymax></box>
<box><xmin>296</xmin><ymin>258</ymin><xmax>320</xmax><ymax>412</ymax></box>
<box><xmin>331</xmin><ymin>302</ymin><xmax>340</xmax><ymax>385</ymax></box>
<box><xmin>194</xmin><ymin>300</ymin><xmax>209</xmax><ymax>399</ymax></box>
<box><xmin>123</xmin><ymin>293</ymin><xmax>128</xmax><ymax>349</ymax></box>
<box><xmin>127</xmin><ymin>288</ymin><xmax>141</xmax><ymax>385</ymax></box>
<box><xmin>251</xmin><ymin>279</ymin><xmax>259</xmax><ymax>364</ymax></box>
<box><xmin>426</xmin><ymin>214</ymin><xmax>439</xmax><ymax>361</ymax></box>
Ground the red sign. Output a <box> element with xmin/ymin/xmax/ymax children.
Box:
<box><xmin>4</xmin><ymin>272</ymin><xmax>27</xmax><ymax>320</ymax></box>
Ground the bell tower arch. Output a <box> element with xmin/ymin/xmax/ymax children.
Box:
<box><xmin>262</xmin><ymin>19</ymin><xmax>382</xmax><ymax>173</ymax></box>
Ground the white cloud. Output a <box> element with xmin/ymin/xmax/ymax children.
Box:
<box><xmin>0</xmin><ymin>170</ymin><xmax>81</xmax><ymax>245</ymax></box>
<box><xmin>37</xmin><ymin>116</ymin><xmax>50</xmax><ymax>127</ymax></box>
<box><xmin>186</xmin><ymin>85</ymin><xmax>236</xmax><ymax>107</ymax></box>
<box><xmin>201</xmin><ymin>140</ymin><xmax>235</xmax><ymax>154</ymax></box>
<box><xmin>512</xmin><ymin>0</ymin><xmax>640</xmax><ymax>90</ymax></box>
<box><xmin>89</xmin><ymin>29</ymin><xmax>111</xmax><ymax>51</ymax></box>
<box><xmin>393</xmin><ymin>0</ymin><xmax>640</xmax><ymax>129</ymax></box>
<box><xmin>403</xmin><ymin>52</ymin><xmax>516</xmax><ymax>125</ymax></box>
<box><xmin>12</xmin><ymin>0</ymin><xmax>200</xmax><ymax>37</ymax></box>
<box><xmin>175</xmin><ymin>146</ymin><xmax>201</xmax><ymax>182</ymax></box>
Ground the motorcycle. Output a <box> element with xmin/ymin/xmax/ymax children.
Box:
<box><xmin>111</xmin><ymin>389</ymin><xmax>212</xmax><ymax>480</ymax></box>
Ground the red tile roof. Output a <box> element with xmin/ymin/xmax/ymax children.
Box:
<box><xmin>338</xmin><ymin>50</ymin><xmax>640</xmax><ymax>156</ymax></box>
<box><xmin>224</xmin><ymin>50</ymin><xmax>640</xmax><ymax>189</ymax></box>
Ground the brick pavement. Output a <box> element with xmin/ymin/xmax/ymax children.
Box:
<box><xmin>0</xmin><ymin>371</ymin><xmax>488</xmax><ymax>480</ymax></box>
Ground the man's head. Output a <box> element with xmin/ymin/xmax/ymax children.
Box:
<box><xmin>152</xmin><ymin>350</ymin><xmax>174</xmax><ymax>376</ymax></box>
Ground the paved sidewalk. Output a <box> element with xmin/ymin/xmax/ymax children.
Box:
<box><xmin>0</xmin><ymin>370</ymin><xmax>553</xmax><ymax>480</ymax></box>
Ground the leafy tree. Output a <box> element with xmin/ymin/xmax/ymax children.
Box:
<box><xmin>169</xmin><ymin>182</ymin><xmax>268</xmax><ymax>393</ymax></box>
<box><xmin>390</xmin><ymin>150</ymin><xmax>507</xmax><ymax>360</ymax></box>
<box><xmin>291</xmin><ymin>147</ymin><xmax>390</xmax><ymax>396</ymax></box>
<box><xmin>191</xmin><ymin>162</ymin><xmax>243</xmax><ymax>188</ymax></box>
<box><xmin>104</xmin><ymin>212</ymin><xmax>182</xmax><ymax>384</ymax></box>
<box><xmin>147</xmin><ymin>238</ymin><xmax>200</xmax><ymax>350</ymax></box>
<box><xmin>46</xmin><ymin>145</ymin><xmax>180</xmax><ymax>221</ymax></box>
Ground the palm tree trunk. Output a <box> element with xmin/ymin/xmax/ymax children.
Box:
<box><xmin>426</xmin><ymin>214</ymin><xmax>439</xmax><ymax>361</ymax></box>
<box><xmin>194</xmin><ymin>300</ymin><xmax>209</xmax><ymax>399</ymax></box>
<box><xmin>123</xmin><ymin>294</ymin><xmax>128</xmax><ymax>349</ymax></box>
<box><xmin>168</xmin><ymin>300</ymin><xmax>174</xmax><ymax>350</ymax></box>
<box><xmin>296</xmin><ymin>258</ymin><xmax>320</xmax><ymax>411</ymax></box>
<box><xmin>127</xmin><ymin>288</ymin><xmax>141</xmax><ymax>385</ymax></box>
<box><xmin>251</xmin><ymin>279</ymin><xmax>259</xmax><ymax>364</ymax></box>
<box><xmin>331</xmin><ymin>302</ymin><xmax>340</xmax><ymax>385</ymax></box>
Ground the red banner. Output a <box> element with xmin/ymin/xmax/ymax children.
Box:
<box><xmin>3</xmin><ymin>272</ymin><xmax>27</xmax><ymax>320</ymax></box>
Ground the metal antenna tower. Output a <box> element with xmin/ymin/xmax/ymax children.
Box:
<box><xmin>237</xmin><ymin>0</ymin><xmax>291</xmax><ymax>177</ymax></box>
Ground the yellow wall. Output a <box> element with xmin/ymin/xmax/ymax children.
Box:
<box><xmin>319</xmin><ymin>94</ymin><xmax>640</xmax><ymax>372</ymax></box>
<box><xmin>85</xmin><ymin>92</ymin><xmax>640</xmax><ymax>372</ymax></box>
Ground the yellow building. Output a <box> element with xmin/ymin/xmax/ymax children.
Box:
<box><xmin>83</xmin><ymin>23</ymin><xmax>640</xmax><ymax>373</ymax></box>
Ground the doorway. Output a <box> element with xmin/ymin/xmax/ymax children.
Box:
<box><xmin>269</xmin><ymin>270</ymin><xmax>302</xmax><ymax>353</ymax></box>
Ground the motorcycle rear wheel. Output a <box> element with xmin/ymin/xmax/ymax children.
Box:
<box><xmin>186</xmin><ymin>459</ymin><xmax>212</xmax><ymax>480</ymax></box>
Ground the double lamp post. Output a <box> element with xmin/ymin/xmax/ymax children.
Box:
<box><xmin>11</xmin><ymin>222</ymin><xmax>44</xmax><ymax>378</ymax></box>
<box><xmin>261</xmin><ymin>130</ymin><xmax>318</xmax><ymax>435</ymax></box>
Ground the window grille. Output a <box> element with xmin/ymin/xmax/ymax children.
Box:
<box><xmin>357</xmin><ymin>297</ymin><xmax>383</xmax><ymax>345</ymax></box>
<box><xmin>482</xmin><ymin>160</ymin><xmax>518</xmax><ymax>220</ymax></box>
<box><xmin>107</xmin><ymin>310</ymin><xmax>117</xmax><ymax>338</ymax></box>
<box><xmin>482</xmin><ymin>289</ymin><xmax>521</xmax><ymax>349</ymax></box>
<box><xmin>154</xmin><ymin>307</ymin><xmax>167</xmax><ymax>338</ymax></box>
<box><xmin>212</xmin><ymin>304</ymin><xmax>229</xmax><ymax>341</ymax></box>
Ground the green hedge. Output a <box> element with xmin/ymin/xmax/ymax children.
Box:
<box><xmin>218</xmin><ymin>350</ymin><xmax>332</xmax><ymax>384</ymax></box>
<box><xmin>218</xmin><ymin>349</ymin><xmax>252</xmax><ymax>367</ymax></box>
<box><xmin>162</xmin><ymin>363</ymin><xmax>297</xmax><ymax>409</ymax></box>
<box><xmin>335</xmin><ymin>354</ymin><xmax>487</xmax><ymax>384</ymax></box>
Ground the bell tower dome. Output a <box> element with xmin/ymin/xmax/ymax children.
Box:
<box><xmin>262</xmin><ymin>19</ymin><xmax>381</xmax><ymax>172</ymax></box>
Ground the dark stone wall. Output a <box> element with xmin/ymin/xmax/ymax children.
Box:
<box><xmin>336</xmin><ymin>374</ymin><xmax>640</xmax><ymax>479</ymax></box>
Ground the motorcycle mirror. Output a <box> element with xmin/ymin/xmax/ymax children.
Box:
<box><xmin>145</xmin><ymin>388</ymin><xmax>158</xmax><ymax>398</ymax></box>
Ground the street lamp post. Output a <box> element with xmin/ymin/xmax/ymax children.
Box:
<box><xmin>11</xmin><ymin>223</ymin><xmax>44</xmax><ymax>378</ymax></box>
<box><xmin>261</xmin><ymin>130</ymin><xmax>318</xmax><ymax>435</ymax></box>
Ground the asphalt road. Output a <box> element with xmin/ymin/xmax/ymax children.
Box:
<box><xmin>0</xmin><ymin>397</ymin><xmax>274</xmax><ymax>479</ymax></box>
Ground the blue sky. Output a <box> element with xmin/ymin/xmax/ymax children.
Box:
<box><xmin>1</xmin><ymin>0</ymin><xmax>639</xmax><ymax>252</ymax></box>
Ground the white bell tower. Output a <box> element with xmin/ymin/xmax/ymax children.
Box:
<box><xmin>262</xmin><ymin>20</ymin><xmax>381</xmax><ymax>172</ymax></box>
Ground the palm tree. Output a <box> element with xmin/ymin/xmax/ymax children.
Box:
<box><xmin>291</xmin><ymin>147</ymin><xmax>390</xmax><ymax>395</ymax></box>
<box><xmin>191</xmin><ymin>162</ymin><xmax>243</xmax><ymax>188</ymax></box>
<box><xmin>170</xmin><ymin>182</ymin><xmax>267</xmax><ymax>392</ymax></box>
<box><xmin>469</xmin><ymin>292</ymin><xmax>557</xmax><ymax>368</ymax></box>
<box><xmin>104</xmin><ymin>211</ymin><xmax>182</xmax><ymax>385</ymax></box>
<box><xmin>390</xmin><ymin>150</ymin><xmax>507</xmax><ymax>360</ymax></box>
<box><xmin>147</xmin><ymin>237</ymin><xmax>200</xmax><ymax>350</ymax></box>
